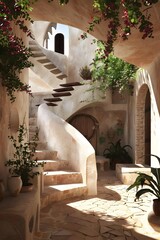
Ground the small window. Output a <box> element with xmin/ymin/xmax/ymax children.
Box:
<box><xmin>55</xmin><ymin>33</ymin><xmax>64</xmax><ymax>54</ymax></box>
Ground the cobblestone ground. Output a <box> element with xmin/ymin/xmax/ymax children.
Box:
<box><xmin>34</xmin><ymin>171</ymin><xmax>160</xmax><ymax>240</ymax></box>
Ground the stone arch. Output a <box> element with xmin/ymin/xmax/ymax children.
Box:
<box><xmin>135</xmin><ymin>84</ymin><xmax>151</xmax><ymax>164</ymax></box>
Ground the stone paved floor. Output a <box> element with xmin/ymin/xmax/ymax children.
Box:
<box><xmin>34</xmin><ymin>171</ymin><xmax>160</xmax><ymax>240</ymax></box>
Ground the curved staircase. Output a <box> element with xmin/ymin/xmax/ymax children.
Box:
<box><xmin>29</xmin><ymin>117</ymin><xmax>87</xmax><ymax>209</ymax></box>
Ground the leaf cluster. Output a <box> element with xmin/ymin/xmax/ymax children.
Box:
<box><xmin>5</xmin><ymin>124</ymin><xmax>45</xmax><ymax>186</ymax></box>
<box><xmin>103</xmin><ymin>139</ymin><xmax>132</xmax><ymax>169</ymax></box>
<box><xmin>127</xmin><ymin>154</ymin><xmax>160</xmax><ymax>200</ymax></box>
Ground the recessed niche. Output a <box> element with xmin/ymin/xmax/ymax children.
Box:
<box><xmin>9</xmin><ymin>107</ymin><xmax>19</xmax><ymax>133</ymax></box>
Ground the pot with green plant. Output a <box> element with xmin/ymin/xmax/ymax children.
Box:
<box><xmin>5</xmin><ymin>124</ymin><xmax>45</xmax><ymax>195</ymax></box>
<box><xmin>127</xmin><ymin>154</ymin><xmax>160</xmax><ymax>216</ymax></box>
<box><xmin>103</xmin><ymin>139</ymin><xmax>133</xmax><ymax>170</ymax></box>
<box><xmin>79</xmin><ymin>65</ymin><xmax>92</xmax><ymax>80</ymax></box>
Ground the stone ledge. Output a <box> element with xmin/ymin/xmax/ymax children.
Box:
<box><xmin>116</xmin><ymin>163</ymin><xmax>151</xmax><ymax>185</ymax></box>
<box><xmin>0</xmin><ymin>179</ymin><xmax>40</xmax><ymax>240</ymax></box>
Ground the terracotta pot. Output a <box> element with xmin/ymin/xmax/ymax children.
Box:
<box><xmin>153</xmin><ymin>199</ymin><xmax>160</xmax><ymax>216</ymax></box>
<box><xmin>7</xmin><ymin>176</ymin><xmax>22</xmax><ymax>197</ymax></box>
<box><xmin>21</xmin><ymin>183</ymin><xmax>34</xmax><ymax>193</ymax></box>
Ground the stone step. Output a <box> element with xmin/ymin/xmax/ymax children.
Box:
<box><xmin>60</xmin><ymin>82</ymin><xmax>82</xmax><ymax>87</ymax></box>
<box><xmin>44</xmin><ymin>171</ymin><xmax>83</xmax><ymax>185</ymax></box>
<box><xmin>38</xmin><ymin>159</ymin><xmax>69</xmax><ymax>171</ymax></box>
<box><xmin>29</xmin><ymin>117</ymin><xmax>37</xmax><ymax>126</ymax></box>
<box><xmin>46</xmin><ymin>102</ymin><xmax>58</xmax><ymax>107</ymax></box>
<box><xmin>45</xmin><ymin>63</ymin><xmax>56</xmax><ymax>70</ymax></box>
<box><xmin>50</xmin><ymin>68</ymin><xmax>62</xmax><ymax>75</ymax></box>
<box><xmin>52</xmin><ymin>92</ymin><xmax>71</xmax><ymax>97</ymax></box>
<box><xmin>57</xmin><ymin>74</ymin><xmax>67</xmax><ymax>80</ymax></box>
<box><xmin>34</xmin><ymin>141</ymin><xmax>48</xmax><ymax>150</ymax></box>
<box><xmin>41</xmin><ymin>183</ymin><xmax>87</xmax><ymax>209</ymax></box>
<box><xmin>38</xmin><ymin>58</ymin><xmax>50</xmax><ymax>64</ymax></box>
<box><xmin>53</xmin><ymin>87</ymin><xmax>74</xmax><ymax>92</ymax></box>
<box><xmin>29</xmin><ymin>132</ymin><xmax>38</xmax><ymax>141</ymax></box>
<box><xmin>44</xmin><ymin>97</ymin><xmax>62</xmax><ymax>102</ymax></box>
<box><xmin>29</xmin><ymin>125</ymin><xmax>38</xmax><ymax>133</ymax></box>
<box><xmin>32</xmin><ymin>52</ymin><xmax>45</xmax><ymax>58</ymax></box>
<box><xmin>33</xmin><ymin>150</ymin><xmax>58</xmax><ymax>160</ymax></box>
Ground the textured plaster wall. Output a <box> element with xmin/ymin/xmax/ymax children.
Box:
<box><xmin>30</xmin><ymin>21</ymin><xmax>96</xmax><ymax>92</ymax></box>
<box><xmin>71</xmin><ymin>102</ymin><xmax>127</xmax><ymax>156</ymax></box>
<box><xmin>31</xmin><ymin>0</ymin><xmax>160</xmax><ymax>67</ymax></box>
<box><xmin>68</xmin><ymin>27</ymin><xmax>96</xmax><ymax>82</ymax></box>
<box><xmin>0</xmin><ymin>25</ymin><xmax>29</xmax><ymax>188</ymax></box>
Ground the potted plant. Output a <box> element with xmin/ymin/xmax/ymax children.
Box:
<box><xmin>127</xmin><ymin>154</ymin><xmax>160</xmax><ymax>216</ymax></box>
<box><xmin>79</xmin><ymin>65</ymin><xmax>92</xmax><ymax>80</ymax></box>
<box><xmin>5</xmin><ymin>124</ymin><xmax>45</xmax><ymax>194</ymax></box>
<box><xmin>103</xmin><ymin>139</ymin><xmax>133</xmax><ymax>170</ymax></box>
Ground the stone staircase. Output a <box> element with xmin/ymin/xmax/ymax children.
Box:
<box><xmin>29</xmin><ymin>39</ymin><xmax>84</xmax><ymax>109</ymax></box>
<box><xmin>29</xmin><ymin>117</ymin><xmax>88</xmax><ymax>209</ymax></box>
<box><xmin>29</xmin><ymin>40</ymin><xmax>67</xmax><ymax>80</ymax></box>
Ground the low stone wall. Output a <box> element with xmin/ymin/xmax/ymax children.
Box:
<box><xmin>116</xmin><ymin>163</ymin><xmax>151</xmax><ymax>185</ymax></box>
<box><xmin>0</xmin><ymin>176</ymin><xmax>40</xmax><ymax>240</ymax></box>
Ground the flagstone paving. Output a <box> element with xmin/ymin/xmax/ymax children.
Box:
<box><xmin>34</xmin><ymin>171</ymin><xmax>160</xmax><ymax>240</ymax></box>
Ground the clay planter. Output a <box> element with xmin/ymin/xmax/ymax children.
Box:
<box><xmin>21</xmin><ymin>183</ymin><xmax>34</xmax><ymax>193</ymax></box>
<box><xmin>153</xmin><ymin>199</ymin><xmax>160</xmax><ymax>216</ymax></box>
<box><xmin>7</xmin><ymin>176</ymin><xmax>22</xmax><ymax>197</ymax></box>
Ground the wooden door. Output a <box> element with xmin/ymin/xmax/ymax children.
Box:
<box><xmin>69</xmin><ymin>114</ymin><xmax>98</xmax><ymax>153</ymax></box>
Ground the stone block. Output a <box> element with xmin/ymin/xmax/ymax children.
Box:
<box><xmin>116</xmin><ymin>163</ymin><xmax>151</xmax><ymax>185</ymax></box>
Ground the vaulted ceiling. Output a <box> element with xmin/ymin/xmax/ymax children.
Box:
<box><xmin>31</xmin><ymin>0</ymin><xmax>160</xmax><ymax>68</ymax></box>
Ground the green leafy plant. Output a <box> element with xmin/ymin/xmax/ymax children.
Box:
<box><xmin>127</xmin><ymin>155</ymin><xmax>160</xmax><ymax>200</ymax></box>
<box><xmin>90</xmin><ymin>41</ymin><xmax>138</xmax><ymax>95</ymax></box>
<box><xmin>103</xmin><ymin>139</ymin><xmax>133</xmax><ymax>170</ymax></box>
<box><xmin>83</xmin><ymin>0</ymin><xmax>157</xmax><ymax>57</ymax></box>
<box><xmin>0</xmin><ymin>0</ymin><xmax>158</xmax><ymax>102</ymax></box>
<box><xmin>127</xmin><ymin>154</ymin><xmax>160</xmax><ymax>216</ymax></box>
<box><xmin>5</xmin><ymin>124</ymin><xmax>45</xmax><ymax>186</ymax></box>
<box><xmin>0</xmin><ymin>0</ymin><xmax>34</xmax><ymax>102</ymax></box>
<box><xmin>79</xmin><ymin>65</ymin><xmax>92</xmax><ymax>80</ymax></box>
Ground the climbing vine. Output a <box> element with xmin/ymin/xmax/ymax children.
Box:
<box><xmin>0</xmin><ymin>0</ymin><xmax>159</xmax><ymax>102</ymax></box>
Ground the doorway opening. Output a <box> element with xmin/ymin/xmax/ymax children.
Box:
<box><xmin>68</xmin><ymin>114</ymin><xmax>99</xmax><ymax>154</ymax></box>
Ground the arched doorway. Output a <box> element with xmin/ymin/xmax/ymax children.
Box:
<box><xmin>68</xmin><ymin>114</ymin><xmax>99</xmax><ymax>154</ymax></box>
<box><xmin>136</xmin><ymin>84</ymin><xmax>151</xmax><ymax>165</ymax></box>
<box><xmin>55</xmin><ymin>33</ymin><xmax>64</xmax><ymax>54</ymax></box>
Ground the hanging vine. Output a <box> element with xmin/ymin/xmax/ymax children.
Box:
<box><xmin>0</xmin><ymin>0</ymin><xmax>159</xmax><ymax>102</ymax></box>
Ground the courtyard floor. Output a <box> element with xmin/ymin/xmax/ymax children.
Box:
<box><xmin>34</xmin><ymin>170</ymin><xmax>160</xmax><ymax>240</ymax></box>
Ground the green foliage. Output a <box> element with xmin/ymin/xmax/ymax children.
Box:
<box><xmin>127</xmin><ymin>154</ymin><xmax>160</xmax><ymax>200</ymax></box>
<box><xmin>0</xmin><ymin>0</ymin><xmax>33</xmax><ymax>102</ymax></box>
<box><xmin>0</xmin><ymin>0</ymin><xmax>158</xmax><ymax>101</ymax></box>
<box><xmin>5</xmin><ymin>124</ymin><xmax>45</xmax><ymax>186</ymax></box>
<box><xmin>86</xmin><ymin>0</ymin><xmax>157</xmax><ymax>56</ymax></box>
<box><xmin>89</xmin><ymin>41</ymin><xmax>138</xmax><ymax>95</ymax></box>
<box><xmin>79</xmin><ymin>65</ymin><xmax>92</xmax><ymax>80</ymax></box>
<box><xmin>103</xmin><ymin>139</ymin><xmax>133</xmax><ymax>170</ymax></box>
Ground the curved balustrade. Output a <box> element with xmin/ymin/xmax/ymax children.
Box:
<box><xmin>37</xmin><ymin>103</ymin><xmax>97</xmax><ymax>195</ymax></box>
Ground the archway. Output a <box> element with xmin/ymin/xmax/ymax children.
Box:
<box><xmin>136</xmin><ymin>84</ymin><xmax>151</xmax><ymax>165</ymax></box>
<box><xmin>68</xmin><ymin>114</ymin><xmax>99</xmax><ymax>154</ymax></box>
<box><xmin>55</xmin><ymin>33</ymin><xmax>64</xmax><ymax>54</ymax></box>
